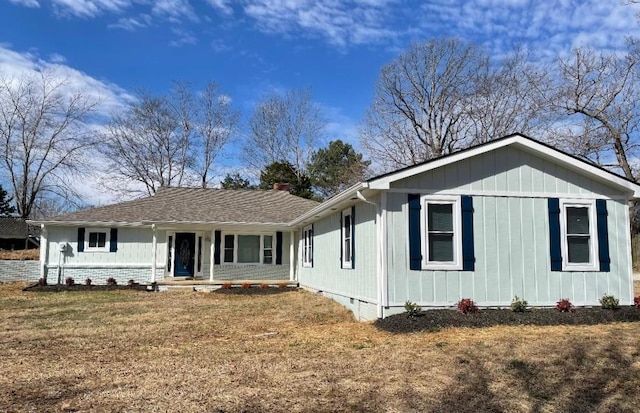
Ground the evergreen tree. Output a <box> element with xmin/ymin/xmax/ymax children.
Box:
<box><xmin>307</xmin><ymin>140</ymin><xmax>371</xmax><ymax>199</ymax></box>
<box><xmin>0</xmin><ymin>185</ymin><xmax>16</xmax><ymax>216</ymax></box>
<box><xmin>259</xmin><ymin>161</ymin><xmax>317</xmax><ymax>200</ymax></box>
<box><xmin>220</xmin><ymin>173</ymin><xmax>254</xmax><ymax>190</ymax></box>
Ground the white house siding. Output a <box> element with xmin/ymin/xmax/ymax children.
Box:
<box><xmin>45</xmin><ymin>227</ymin><xmax>293</xmax><ymax>283</ymax></box>
<box><xmin>44</xmin><ymin>226</ymin><xmax>163</xmax><ymax>285</ymax></box>
<box><xmin>297</xmin><ymin>201</ymin><xmax>379</xmax><ymax>319</ymax></box>
<box><xmin>383</xmin><ymin>145</ymin><xmax>633</xmax><ymax>316</ymax></box>
<box><xmin>392</xmin><ymin>146</ymin><xmax>624</xmax><ymax>198</ymax></box>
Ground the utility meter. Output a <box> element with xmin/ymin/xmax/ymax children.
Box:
<box><xmin>59</xmin><ymin>243</ymin><xmax>68</xmax><ymax>253</ymax></box>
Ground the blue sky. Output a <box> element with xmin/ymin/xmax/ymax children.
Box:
<box><xmin>2</xmin><ymin>0</ymin><xmax>640</xmax><ymax>204</ymax></box>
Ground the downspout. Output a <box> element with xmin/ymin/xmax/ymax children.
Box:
<box><xmin>356</xmin><ymin>190</ymin><xmax>384</xmax><ymax>319</ymax></box>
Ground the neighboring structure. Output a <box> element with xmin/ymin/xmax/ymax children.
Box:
<box><xmin>0</xmin><ymin>217</ymin><xmax>40</xmax><ymax>250</ymax></box>
<box><xmin>31</xmin><ymin>134</ymin><xmax>640</xmax><ymax>320</ymax></box>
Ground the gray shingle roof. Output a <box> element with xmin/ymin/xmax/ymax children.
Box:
<box><xmin>41</xmin><ymin>187</ymin><xmax>319</xmax><ymax>225</ymax></box>
<box><xmin>0</xmin><ymin>217</ymin><xmax>40</xmax><ymax>238</ymax></box>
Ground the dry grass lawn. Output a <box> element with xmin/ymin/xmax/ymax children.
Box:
<box><xmin>0</xmin><ymin>249</ymin><xmax>39</xmax><ymax>260</ymax></box>
<box><xmin>2</xmin><ymin>282</ymin><xmax>640</xmax><ymax>412</ymax></box>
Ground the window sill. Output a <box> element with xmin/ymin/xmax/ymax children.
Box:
<box><xmin>562</xmin><ymin>263</ymin><xmax>600</xmax><ymax>272</ymax></box>
<box><xmin>302</xmin><ymin>263</ymin><xmax>313</xmax><ymax>268</ymax></box>
<box><xmin>83</xmin><ymin>248</ymin><xmax>110</xmax><ymax>253</ymax></box>
<box><xmin>422</xmin><ymin>262</ymin><xmax>463</xmax><ymax>271</ymax></box>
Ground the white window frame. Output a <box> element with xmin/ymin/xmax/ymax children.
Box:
<box><xmin>559</xmin><ymin>199</ymin><xmax>599</xmax><ymax>271</ymax></box>
<box><xmin>221</xmin><ymin>233</ymin><xmax>277</xmax><ymax>265</ymax></box>
<box><xmin>421</xmin><ymin>196</ymin><xmax>463</xmax><ymax>270</ymax></box>
<box><xmin>302</xmin><ymin>225</ymin><xmax>313</xmax><ymax>268</ymax></box>
<box><xmin>341</xmin><ymin>208</ymin><xmax>353</xmax><ymax>269</ymax></box>
<box><xmin>85</xmin><ymin>228</ymin><xmax>110</xmax><ymax>252</ymax></box>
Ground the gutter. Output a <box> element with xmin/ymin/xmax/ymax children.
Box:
<box><xmin>288</xmin><ymin>182</ymin><xmax>369</xmax><ymax>227</ymax></box>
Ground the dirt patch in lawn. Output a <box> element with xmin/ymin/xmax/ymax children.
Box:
<box><xmin>376</xmin><ymin>307</ymin><xmax>640</xmax><ymax>333</ymax></box>
<box><xmin>3</xmin><ymin>282</ymin><xmax>640</xmax><ymax>412</ymax></box>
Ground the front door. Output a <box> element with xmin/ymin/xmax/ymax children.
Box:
<box><xmin>174</xmin><ymin>232</ymin><xmax>195</xmax><ymax>277</ymax></box>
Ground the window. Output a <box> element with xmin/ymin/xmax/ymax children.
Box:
<box><xmin>560</xmin><ymin>199</ymin><xmax>599</xmax><ymax>271</ymax></box>
<box><xmin>85</xmin><ymin>228</ymin><xmax>109</xmax><ymax>252</ymax></box>
<box><xmin>222</xmin><ymin>234</ymin><xmax>276</xmax><ymax>265</ymax></box>
<box><xmin>421</xmin><ymin>197</ymin><xmax>462</xmax><ymax>270</ymax></box>
<box><xmin>342</xmin><ymin>208</ymin><xmax>353</xmax><ymax>268</ymax></box>
<box><xmin>302</xmin><ymin>225</ymin><xmax>313</xmax><ymax>267</ymax></box>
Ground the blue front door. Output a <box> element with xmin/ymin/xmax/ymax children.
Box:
<box><xmin>174</xmin><ymin>232</ymin><xmax>195</xmax><ymax>277</ymax></box>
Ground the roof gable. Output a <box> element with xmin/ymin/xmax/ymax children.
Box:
<box><xmin>367</xmin><ymin>134</ymin><xmax>640</xmax><ymax>198</ymax></box>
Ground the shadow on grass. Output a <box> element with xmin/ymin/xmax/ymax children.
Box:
<box><xmin>422</xmin><ymin>336</ymin><xmax>640</xmax><ymax>413</ymax></box>
<box><xmin>375</xmin><ymin>308</ymin><xmax>640</xmax><ymax>333</ymax></box>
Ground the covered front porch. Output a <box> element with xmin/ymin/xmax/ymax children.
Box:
<box><xmin>149</xmin><ymin>224</ymin><xmax>298</xmax><ymax>283</ymax></box>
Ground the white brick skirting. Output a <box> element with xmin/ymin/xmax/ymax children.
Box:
<box><xmin>0</xmin><ymin>260</ymin><xmax>40</xmax><ymax>282</ymax></box>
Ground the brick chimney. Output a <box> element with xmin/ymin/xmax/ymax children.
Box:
<box><xmin>273</xmin><ymin>183</ymin><xmax>290</xmax><ymax>192</ymax></box>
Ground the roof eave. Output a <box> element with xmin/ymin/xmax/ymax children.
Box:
<box><xmin>288</xmin><ymin>182</ymin><xmax>370</xmax><ymax>227</ymax></box>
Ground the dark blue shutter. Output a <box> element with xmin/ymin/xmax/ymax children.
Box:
<box><xmin>461</xmin><ymin>196</ymin><xmax>475</xmax><ymax>271</ymax></box>
<box><xmin>276</xmin><ymin>231</ymin><xmax>283</xmax><ymax>265</ymax></box>
<box><xmin>351</xmin><ymin>206</ymin><xmax>356</xmax><ymax>269</ymax></box>
<box><xmin>339</xmin><ymin>214</ymin><xmax>343</xmax><ymax>266</ymax></box>
<box><xmin>310</xmin><ymin>224</ymin><xmax>314</xmax><ymax>268</ymax></box>
<box><xmin>408</xmin><ymin>194</ymin><xmax>422</xmax><ymax>271</ymax></box>
<box><xmin>548</xmin><ymin>198</ymin><xmax>562</xmax><ymax>271</ymax></box>
<box><xmin>77</xmin><ymin>228</ymin><xmax>85</xmax><ymax>252</ymax></box>
<box><xmin>109</xmin><ymin>228</ymin><xmax>118</xmax><ymax>252</ymax></box>
<box><xmin>214</xmin><ymin>230</ymin><xmax>221</xmax><ymax>265</ymax></box>
<box><xmin>596</xmin><ymin>199</ymin><xmax>611</xmax><ymax>272</ymax></box>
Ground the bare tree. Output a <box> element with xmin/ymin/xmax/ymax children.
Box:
<box><xmin>244</xmin><ymin>88</ymin><xmax>325</xmax><ymax>178</ymax></box>
<box><xmin>195</xmin><ymin>82</ymin><xmax>239</xmax><ymax>188</ymax></box>
<box><xmin>550</xmin><ymin>47</ymin><xmax>640</xmax><ymax>181</ymax></box>
<box><xmin>100</xmin><ymin>91</ymin><xmax>192</xmax><ymax>196</ymax></box>
<box><xmin>361</xmin><ymin>38</ymin><xmax>549</xmax><ymax>171</ymax></box>
<box><xmin>100</xmin><ymin>82</ymin><xmax>237</xmax><ymax>196</ymax></box>
<box><xmin>0</xmin><ymin>69</ymin><xmax>97</xmax><ymax>218</ymax></box>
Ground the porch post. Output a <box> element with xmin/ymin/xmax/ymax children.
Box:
<box><xmin>40</xmin><ymin>224</ymin><xmax>47</xmax><ymax>282</ymax></box>
<box><xmin>289</xmin><ymin>230</ymin><xmax>295</xmax><ymax>281</ymax></box>
<box><xmin>209</xmin><ymin>228</ymin><xmax>215</xmax><ymax>281</ymax></box>
<box><xmin>151</xmin><ymin>224</ymin><xmax>157</xmax><ymax>283</ymax></box>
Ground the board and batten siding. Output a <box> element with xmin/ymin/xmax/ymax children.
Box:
<box><xmin>384</xmin><ymin>145</ymin><xmax>633</xmax><ymax>312</ymax></box>
<box><xmin>297</xmin><ymin>201</ymin><xmax>378</xmax><ymax>303</ymax></box>
<box><xmin>392</xmin><ymin>145</ymin><xmax>625</xmax><ymax>198</ymax></box>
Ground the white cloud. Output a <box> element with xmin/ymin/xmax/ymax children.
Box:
<box><xmin>152</xmin><ymin>0</ymin><xmax>198</xmax><ymax>23</ymax></box>
<box><xmin>7</xmin><ymin>0</ymin><xmax>40</xmax><ymax>7</ymax></box>
<box><xmin>169</xmin><ymin>27</ymin><xmax>198</xmax><ymax>47</ymax></box>
<box><xmin>205</xmin><ymin>0</ymin><xmax>233</xmax><ymax>15</ymax></box>
<box><xmin>50</xmin><ymin>0</ymin><xmax>132</xmax><ymax>18</ymax></box>
<box><xmin>108</xmin><ymin>14</ymin><xmax>152</xmax><ymax>31</ymax></box>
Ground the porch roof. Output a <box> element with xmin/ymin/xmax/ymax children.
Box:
<box><xmin>31</xmin><ymin>187</ymin><xmax>319</xmax><ymax>227</ymax></box>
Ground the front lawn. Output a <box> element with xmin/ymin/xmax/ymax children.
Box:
<box><xmin>2</xmin><ymin>282</ymin><xmax>640</xmax><ymax>412</ymax></box>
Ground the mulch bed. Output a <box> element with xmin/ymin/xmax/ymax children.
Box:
<box><xmin>23</xmin><ymin>283</ymin><xmax>150</xmax><ymax>292</ymax></box>
<box><xmin>213</xmin><ymin>287</ymin><xmax>298</xmax><ymax>295</ymax></box>
<box><xmin>375</xmin><ymin>307</ymin><xmax>640</xmax><ymax>333</ymax></box>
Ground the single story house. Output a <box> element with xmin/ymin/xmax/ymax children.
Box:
<box><xmin>31</xmin><ymin>134</ymin><xmax>640</xmax><ymax>320</ymax></box>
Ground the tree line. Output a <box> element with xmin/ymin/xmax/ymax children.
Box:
<box><xmin>1</xmin><ymin>36</ymin><xmax>640</xmax><ymax>218</ymax></box>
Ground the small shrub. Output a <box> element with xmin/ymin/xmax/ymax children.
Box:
<box><xmin>241</xmin><ymin>282</ymin><xmax>252</xmax><ymax>289</ymax></box>
<box><xmin>457</xmin><ymin>298</ymin><xmax>479</xmax><ymax>314</ymax></box>
<box><xmin>404</xmin><ymin>300</ymin><xmax>421</xmax><ymax>318</ymax></box>
<box><xmin>127</xmin><ymin>279</ymin><xmax>136</xmax><ymax>287</ymax></box>
<box><xmin>556</xmin><ymin>298</ymin><xmax>573</xmax><ymax>312</ymax></box>
<box><xmin>599</xmin><ymin>294</ymin><xmax>619</xmax><ymax>310</ymax></box>
<box><xmin>510</xmin><ymin>296</ymin><xmax>528</xmax><ymax>313</ymax></box>
<box><xmin>259</xmin><ymin>283</ymin><xmax>269</xmax><ymax>289</ymax></box>
<box><xmin>37</xmin><ymin>277</ymin><xmax>46</xmax><ymax>287</ymax></box>
<box><xmin>635</xmin><ymin>296</ymin><xmax>640</xmax><ymax>309</ymax></box>
<box><xmin>65</xmin><ymin>276</ymin><xmax>75</xmax><ymax>287</ymax></box>
<box><xmin>106</xmin><ymin>277</ymin><xmax>117</xmax><ymax>286</ymax></box>
<box><xmin>221</xmin><ymin>282</ymin><xmax>232</xmax><ymax>289</ymax></box>
<box><xmin>85</xmin><ymin>278</ymin><xmax>92</xmax><ymax>287</ymax></box>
